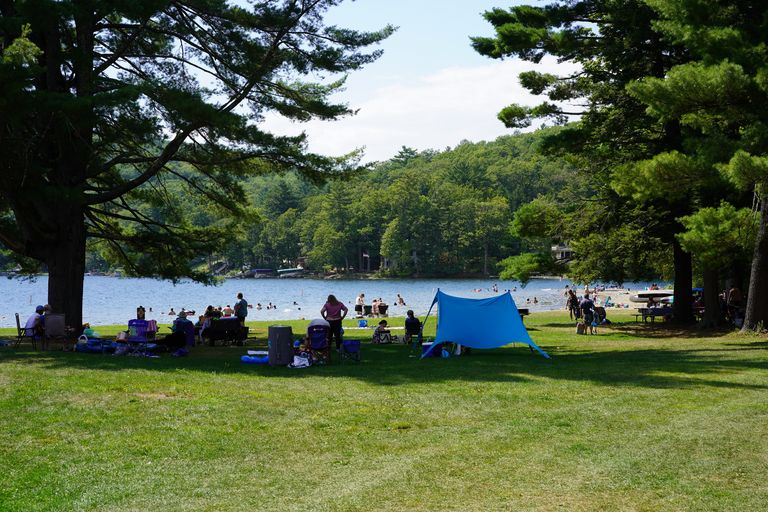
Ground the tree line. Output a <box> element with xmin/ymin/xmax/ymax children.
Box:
<box><xmin>78</xmin><ymin>131</ymin><xmax>576</xmax><ymax>277</ymax></box>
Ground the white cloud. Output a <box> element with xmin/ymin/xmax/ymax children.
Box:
<box><xmin>263</xmin><ymin>57</ymin><xmax>581</xmax><ymax>163</ymax></box>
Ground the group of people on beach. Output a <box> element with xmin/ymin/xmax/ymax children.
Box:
<box><xmin>353</xmin><ymin>293</ymin><xmax>407</xmax><ymax>317</ymax></box>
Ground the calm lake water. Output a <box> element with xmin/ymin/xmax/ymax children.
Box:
<box><xmin>0</xmin><ymin>275</ymin><xmax>652</xmax><ymax>328</ymax></box>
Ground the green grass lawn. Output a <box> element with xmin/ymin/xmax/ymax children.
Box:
<box><xmin>1</xmin><ymin>311</ymin><xmax>766</xmax><ymax>511</ymax></box>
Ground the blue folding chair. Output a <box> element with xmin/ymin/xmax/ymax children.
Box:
<box><xmin>340</xmin><ymin>339</ymin><xmax>361</xmax><ymax>363</ymax></box>
<box><xmin>307</xmin><ymin>324</ymin><xmax>331</xmax><ymax>365</ymax></box>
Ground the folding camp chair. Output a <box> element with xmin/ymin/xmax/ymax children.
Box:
<box><xmin>340</xmin><ymin>339</ymin><xmax>361</xmax><ymax>363</ymax></box>
<box><xmin>306</xmin><ymin>324</ymin><xmax>331</xmax><ymax>365</ymax></box>
<box><xmin>127</xmin><ymin>319</ymin><xmax>151</xmax><ymax>354</ymax></box>
<box><xmin>15</xmin><ymin>313</ymin><xmax>37</xmax><ymax>349</ymax></box>
<box><xmin>43</xmin><ymin>314</ymin><xmax>71</xmax><ymax>351</ymax></box>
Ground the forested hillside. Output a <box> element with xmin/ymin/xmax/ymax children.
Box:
<box><xmin>74</xmin><ymin>129</ymin><xmax>574</xmax><ymax>277</ymax></box>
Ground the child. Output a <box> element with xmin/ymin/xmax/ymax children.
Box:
<box><xmin>373</xmin><ymin>320</ymin><xmax>392</xmax><ymax>344</ymax></box>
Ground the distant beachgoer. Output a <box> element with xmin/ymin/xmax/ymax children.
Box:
<box><xmin>355</xmin><ymin>293</ymin><xmax>365</xmax><ymax>317</ymax></box>
<box><xmin>396</xmin><ymin>294</ymin><xmax>406</xmax><ymax>306</ymax></box>
<box><xmin>526</xmin><ymin>298</ymin><xmax>531</xmax><ymax>304</ymax></box>
<box><xmin>533</xmin><ymin>297</ymin><xmax>539</xmax><ymax>304</ymax></box>
<box><xmin>168</xmin><ymin>308</ymin><xmax>176</xmax><ymax>316</ymax></box>
<box><xmin>567</xmin><ymin>289</ymin><xmax>579</xmax><ymax>320</ymax></box>
<box><xmin>321</xmin><ymin>294</ymin><xmax>348</xmax><ymax>349</ymax></box>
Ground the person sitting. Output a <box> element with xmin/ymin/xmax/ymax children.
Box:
<box><xmin>371</xmin><ymin>298</ymin><xmax>380</xmax><ymax>316</ymax></box>
<box><xmin>24</xmin><ymin>305</ymin><xmax>45</xmax><ymax>339</ymax></box>
<box><xmin>372</xmin><ymin>320</ymin><xmax>392</xmax><ymax>344</ymax></box>
<box><xmin>157</xmin><ymin>311</ymin><xmax>194</xmax><ymax>355</ymax></box>
<box><xmin>404</xmin><ymin>310</ymin><xmax>421</xmax><ymax>345</ymax></box>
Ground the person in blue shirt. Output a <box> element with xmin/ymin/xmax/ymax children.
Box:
<box><xmin>234</xmin><ymin>293</ymin><xmax>248</xmax><ymax>323</ymax></box>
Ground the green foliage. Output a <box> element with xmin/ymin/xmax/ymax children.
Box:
<box><xmin>511</xmin><ymin>197</ymin><xmax>561</xmax><ymax>240</ymax></box>
<box><xmin>722</xmin><ymin>150</ymin><xmax>768</xmax><ymax>192</ymax></box>
<box><xmin>0</xmin><ymin>0</ymin><xmax>394</xmax><ymax>298</ymax></box>
<box><xmin>498</xmin><ymin>252</ymin><xmax>554</xmax><ymax>286</ymax></box>
<box><xmin>1</xmin><ymin>23</ymin><xmax>41</xmax><ymax>65</ymax></box>
<box><xmin>568</xmin><ymin>225</ymin><xmax>670</xmax><ymax>285</ymax></box>
<box><xmin>677</xmin><ymin>202</ymin><xmax>756</xmax><ymax>269</ymax></box>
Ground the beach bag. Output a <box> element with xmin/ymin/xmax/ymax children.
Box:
<box><xmin>289</xmin><ymin>352</ymin><xmax>312</xmax><ymax>369</ymax></box>
<box><xmin>576</xmin><ymin>321</ymin><xmax>586</xmax><ymax>335</ymax></box>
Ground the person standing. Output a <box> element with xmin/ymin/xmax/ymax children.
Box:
<box><xmin>234</xmin><ymin>292</ymin><xmax>248</xmax><ymax>324</ymax></box>
<box><xmin>355</xmin><ymin>293</ymin><xmax>365</xmax><ymax>317</ymax></box>
<box><xmin>727</xmin><ymin>286</ymin><xmax>743</xmax><ymax>324</ymax></box>
<box><xmin>580</xmin><ymin>293</ymin><xmax>596</xmax><ymax>334</ymax></box>
<box><xmin>321</xmin><ymin>294</ymin><xmax>348</xmax><ymax>350</ymax></box>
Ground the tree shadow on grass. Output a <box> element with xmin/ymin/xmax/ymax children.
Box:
<box><xmin>2</xmin><ymin>340</ymin><xmax>766</xmax><ymax>392</ymax></box>
<box><xmin>535</xmin><ymin>321</ymin><xmax>737</xmax><ymax>340</ymax></box>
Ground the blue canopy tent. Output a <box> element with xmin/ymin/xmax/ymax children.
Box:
<box><xmin>421</xmin><ymin>290</ymin><xmax>550</xmax><ymax>359</ymax></box>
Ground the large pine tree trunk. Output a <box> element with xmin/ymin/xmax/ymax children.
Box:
<box><xmin>672</xmin><ymin>239</ymin><xmax>694</xmax><ymax>323</ymax></box>
<box><xmin>742</xmin><ymin>199</ymin><xmax>768</xmax><ymax>331</ymax></box>
<box><xmin>46</xmin><ymin>210</ymin><xmax>86</xmax><ymax>329</ymax></box>
<box><xmin>700</xmin><ymin>266</ymin><xmax>721</xmax><ymax>328</ymax></box>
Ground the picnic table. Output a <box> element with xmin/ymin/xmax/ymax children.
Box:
<box><xmin>634</xmin><ymin>307</ymin><xmax>673</xmax><ymax>323</ymax></box>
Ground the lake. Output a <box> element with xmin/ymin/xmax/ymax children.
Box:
<box><xmin>0</xmin><ymin>275</ymin><xmax>651</xmax><ymax>328</ymax></box>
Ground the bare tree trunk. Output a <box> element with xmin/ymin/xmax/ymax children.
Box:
<box><xmin>483</xmin><ymin>243</ymin><xmax>488</xmax><ymax>276</ymax></box>
<box><xmin>672</xmin><ymin>239</ymin><xmax>694</xmax><ymax>323</ymax></box>
<box><xmin>700</xmin><ymin>266</ymin><xmax>721</xmax><ymax>328</ymax></box>
<box><xmin>46</xmin><ymin>210</ymin><xmax>86</xmax><ymax>329</ymax></box>
<box><xmin>742</xmin><ymin>199</ymin><xmax>768</xmax><ymax>331</ymax></box>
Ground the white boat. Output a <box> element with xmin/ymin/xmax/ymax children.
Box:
<box><xmin>277</xmin><ymin>267</ymin><xmax>304</xmax><ymax>278</ymax></box>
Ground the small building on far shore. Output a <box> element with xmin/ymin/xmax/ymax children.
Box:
<box><xmin>551</xmin><ymin>244</ymin><xmax>573</xmax><ymax>262</ymax></box>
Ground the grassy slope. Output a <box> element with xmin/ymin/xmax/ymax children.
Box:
<box><xmin>1</xmin><ymin>311</ymin><xmax>766</xmax><ymax>511</ymax></box>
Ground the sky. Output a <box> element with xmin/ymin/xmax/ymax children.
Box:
<box><xmin>264</xmin><ymin>0</ymin><xmax>578</xmax><ymax>163</ymax></box>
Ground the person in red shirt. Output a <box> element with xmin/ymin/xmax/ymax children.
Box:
<box><xmin>320</xmin><ymin>294</ymin><xmax>348</xmax><ymax>350</ymax></box>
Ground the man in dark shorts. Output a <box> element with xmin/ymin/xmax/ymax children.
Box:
<box><xmin>579</xmin><ymin>294</ymin><xmax>596</xmax><ymax>335</ymax></box>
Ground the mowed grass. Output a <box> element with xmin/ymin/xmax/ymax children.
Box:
<box><xmin>1</xmin><ymin>311</ymin><xmax>767</xmax><ymax>511</ymax></box>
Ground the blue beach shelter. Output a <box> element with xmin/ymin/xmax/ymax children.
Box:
<box><xmin>421</xmin><ymin>290</ymin><xmax>549</xmax><ymax>359</ymax></box>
